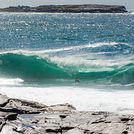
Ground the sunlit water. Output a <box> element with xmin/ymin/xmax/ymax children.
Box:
<box><xmin>0</xmin><ymin>12</ymin><xmax>134</xmax><ymax>115</ymax></box>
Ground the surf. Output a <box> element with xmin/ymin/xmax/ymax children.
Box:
<box><xmin>0</xmin><ymin>52</ymin><xmax>134</xmax><ymax>86</ymax></box>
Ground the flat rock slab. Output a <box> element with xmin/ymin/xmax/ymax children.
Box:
<box><xmin>50</xmin><ymin>103</ymin><xmax>76</xmax><ymax>112</ymax></box>
<box><xmin>2</xmin><ymin>111</ymin><xmax>133</xmax><ymax>134</ymax></box>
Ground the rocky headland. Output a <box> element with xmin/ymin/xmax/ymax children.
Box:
<box><xmin>0</xmin><ymin>93</ymin><xmax>134</xmax><ymax>134</ymax></box>
<box><xmin>0</xmin><ymin>5</ymin><xmax>128</xmax><ymax>13</ymax></box>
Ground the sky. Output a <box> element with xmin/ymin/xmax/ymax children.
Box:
<box><xmin>0</xmin><ymin>0</ymin><xmax>133</xmax><ymax>11</ymax></box>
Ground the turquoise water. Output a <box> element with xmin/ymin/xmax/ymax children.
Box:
<box><xmin>0</xmin><ymin>12</ymin><xmax>134</xmax><ymax>114</ymax></box>
<box><xmin>0</xmin><ymin>13</ymin><xmax>134</xmax><ymax>86</ymax></box>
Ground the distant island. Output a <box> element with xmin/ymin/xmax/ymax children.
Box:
<box><xmin>0</xmin><ymin>5</ymin><xmax>128</xmax><ymax>13</ymax></box>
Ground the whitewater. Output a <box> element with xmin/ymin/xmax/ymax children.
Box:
<box><xmin>0</xmin><ymin>12</ymin><xmax>134</xmax><ymax>115</ymax></box>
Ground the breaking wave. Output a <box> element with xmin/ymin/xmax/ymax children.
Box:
<box><xmin>0</xmin><ymin>52</ymin><xmax>134</xmax><ymax>85</ymax></box>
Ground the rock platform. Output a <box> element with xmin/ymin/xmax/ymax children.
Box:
<box><xmin>0</xmin><ymin>93</ymin><xmax>134</xmax><ymax>134</ymax></box>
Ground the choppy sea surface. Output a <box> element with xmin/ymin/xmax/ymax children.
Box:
<box><xmin>0</xmin><ymin>12</ymin><xmax>134</xmax><ymax>115</ymax></box>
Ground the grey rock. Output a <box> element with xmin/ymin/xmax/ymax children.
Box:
<box><xmin>50</xmin><ymin>103</ymin><xmax>76</xmax><ymax>112</ymax></box>
<box><xmin>0</xmin><ymin>97</ymin><xmax>53</xmax><ymax>114</ymax></box>
<box><xmin>0</xmin><ymin>93</ymin><xmax>134</xmax><ymax>133</ymax></box>
<box><xmin>0</xmin><ymin>94</ymin><xmax>9</xmax><ymax>107</ymax></box>
<box><xmin>67</xmin><ymin>128</ymin><xmax>86</xmax><ymax>134</ymax></box>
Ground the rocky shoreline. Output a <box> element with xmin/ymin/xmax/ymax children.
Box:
<box><xmin>0</xmin><ymin>5</ymin><xmax>128</xmax><ymax>13</ymax></box>
<box><xmin>0</xmin><ymin>93</ymin><xmax>133</xmax><ymax>134</ymax></box>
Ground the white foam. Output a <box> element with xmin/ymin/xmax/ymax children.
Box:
<box><xmin>0</xmin><ymin>86</ymin><xmax>134</xmax><ymax>115</ymax></box>
<box><xmin>48</xmin><ymin>56</ymin><xmax>119</xmax><ymax>72</ymax></box>
<box><xmin>0</xmin><ymin>78</ymin><xmax>24</xmax><ymax>85</ymax></box>
<box><xmin>1</xmin><ymin>42</ymin><xmax>132</xmax><ymax>59</ymax></box>
<box><xmin>48</xmin><ymin>54</ymin><xmax>134</xmax><ymax>73</ymax></box>
<box><xmin>0</xmin><ymin>42</ymin><xmax>124</xmax><ymax>55</ymax></box>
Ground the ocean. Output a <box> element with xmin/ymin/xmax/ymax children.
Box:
<box><xmin>0</xmin><ymin>12</ymin><xmax>134</xmax><ymax>115</ymax></box>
